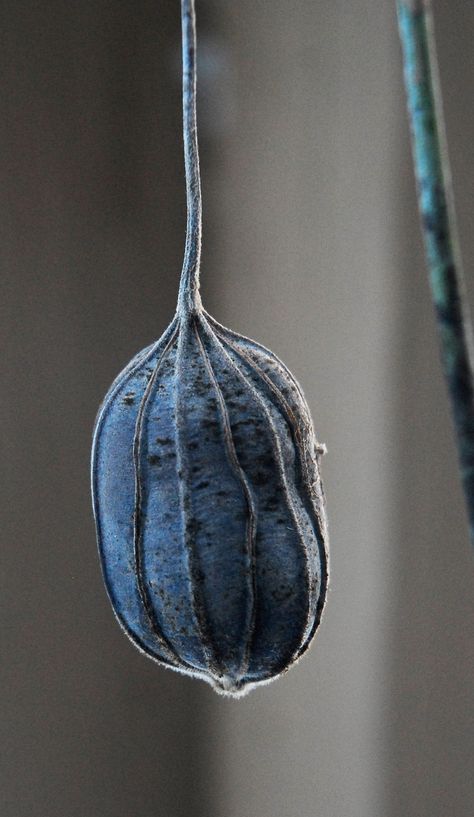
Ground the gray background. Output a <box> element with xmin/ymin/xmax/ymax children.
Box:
<box><xmin>1</xmin><ymin>1</ymin><xmax>473</xmax><ymax>816</ymax></box>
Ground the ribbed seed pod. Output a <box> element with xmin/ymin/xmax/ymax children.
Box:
<box><xmin>91</xmin><ymin>0</ymin><xmax>328</xmax><ymax>697</ymax></box>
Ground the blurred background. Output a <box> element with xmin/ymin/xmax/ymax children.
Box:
<box><xmin>1</xmin><ymin>1</ymin><xmax>473</xmax><ymax>815</ymax></box>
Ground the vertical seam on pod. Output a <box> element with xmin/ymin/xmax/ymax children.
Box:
<box><xmin>204</xmin><ymin>311</ymin><xmax>314</xmax><ymax>426</ymax></box>
<box><xmin>92</xmin><ymin>318</ymin><xmax>177</xmax><ymax>459</ymax></box>
<box><xmin>206</xmin><ymin>312</ymin><xmax>327</xmax><ymax>465</ymax></box>
<box><xmin>194</xmin><ymin>317</ymin><xmax>258</xmax><ymax>684</ymax></box>
<box><xmin>198</xmin><ymin>317</ymin><xmax>313</xmax><ymax>674</ymax></box>
<box><xmin>92</xmin><ymin>320</ymin><xmax>181</xmax><ymax>666</ymax></box>
<box><xmin>174</xmin><ymin>316</ymin><xmax>221</xmax><ymax>678</ymax></box>
<box><xmin>133</xmin><ymin>325</ymin><xmax>193</xmax><ymax>669</ymax></box>
<box><xmin>213</xmin><ymin>332</ymin><xmax>329</xmax><ymax>654</ymax></box>
<box><xmin>249</xmin><ymin>356</ymin><xmax>328</xmax><ymax>655</ymax></box>
<box><xmin>218</xmin><ymin>335</ymin><xmax>327</xmax><ymax>536</ymax></box>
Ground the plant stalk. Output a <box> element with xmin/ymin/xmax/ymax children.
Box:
<box><xmin>397</xmin><ymin>0</ymin><xmax>474</xmax><ymax>546</ymax></box>
<box><xmin>178</xmin><ymin>0</ymin><xmax>203</xmax><ymax>315</ymax></box>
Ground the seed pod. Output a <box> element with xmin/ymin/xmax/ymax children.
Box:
<box><xmin>91</xmin><ymin>0</ymin><xmax>328</xmax><ymax>696</ymax></box>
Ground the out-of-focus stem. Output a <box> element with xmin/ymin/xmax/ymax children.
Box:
<box><xmin>397</xmin><ymin>0</ymin><xmax>474</xmax><ymax>547</ymax></box>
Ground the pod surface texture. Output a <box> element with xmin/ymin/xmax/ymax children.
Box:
<box><xmin>92</xmin><ymin>311</ymin><xmax>328</xmax><ymax>696</ymax></box>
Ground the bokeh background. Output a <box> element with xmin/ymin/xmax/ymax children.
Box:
<box><xmin>1</xmin><ymin>1</ymin><xmax>473</xmax><ymax>815</ymax></box>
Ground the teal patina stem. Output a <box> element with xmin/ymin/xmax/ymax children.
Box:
<box><xmin>397</xmin><ymin>0</ymin><xmax>474</xmax><ymax>546</ymax></box>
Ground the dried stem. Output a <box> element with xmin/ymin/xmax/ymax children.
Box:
<box><xmin>177</xmin><ymin>0</ymin><xmax>203</xmax><ymax>315</ymax></box>
<box><xmin>397</xmin><ymin>0</ymin><xmax>474</xmax><ymax>546</ymax></box>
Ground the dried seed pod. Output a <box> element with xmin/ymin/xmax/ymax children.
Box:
<box><xmin>91</xmin><ymin>0</ymin><xmax>328</xmax><ymax>697</ymax></box>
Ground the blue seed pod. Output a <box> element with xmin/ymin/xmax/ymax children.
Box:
<box><xmin>91</xmin><ymin>0</ymin><xmax>328</xmax><ymax>697</ymax></box>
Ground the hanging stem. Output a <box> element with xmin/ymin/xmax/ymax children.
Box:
<box><xmin>397</xmin><ymin>0</ymin><xmax>474</xmax><ymax>546</ymax></box>
<box><xmin>177</xmin><ymin>0</ymin><xmax>202</xmax><ymax>314</ymax></box>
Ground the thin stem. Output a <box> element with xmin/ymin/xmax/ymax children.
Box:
<box><xmin>177</xmin><ymin>0</ymin><xmax>202</xmax><ymax>314</ymax></box>
<box><xmin>397</xmin><ymin>0</ymin><xmax>474</xmax><ymax>547</ymax></box>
